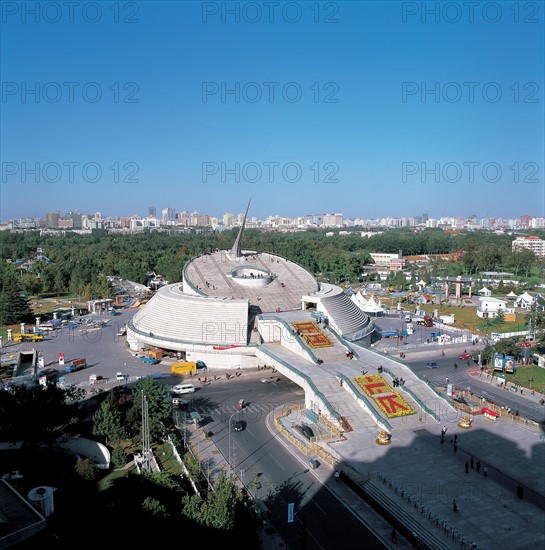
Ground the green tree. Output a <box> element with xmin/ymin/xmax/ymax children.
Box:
<box><xmin>75</xmin><ymin>458</ymin><xmax>99</xmax><ymax>481</ymax></box>
<box><xmin>92</xmin><ymin>393</ymin><xmax>127</xmax><ymax>444</ymax></box>
<box><xmin>0</xmin><ymin>264</ymin><xmax>33</xmax><ymax>324</ymax></box>
<box><xmin>142</xmin><ymin>497</ymin><xmax>170</xmax><ymax>519</ymax></box>
<box><xmin>127</xmin><ymin>378</ymin><xmax>172</xmax><ymax>440</ymax></box>
<box><xmin>182</xmin><ymin>471</ymin><xmax>256</xmax><ymax>534</ymax></box>
<box><xmin>111</xmin><ymin>445</ymin><xmax>128</xmax><ymax>469</ymax></box>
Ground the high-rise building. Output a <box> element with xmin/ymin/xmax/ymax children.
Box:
<box><xmin>223</xmin><ymin>212</ymin><xmax>235</xmax><ymax>226</ymax></box>
<box><xmin>161</xmin><ymin>207</ymin><xmax>176</xmax><ymax>225</ymax></box>
<box><xmin>323</xmin><ymin>213</ymin><xmax>343</xmax><ymax>227</ymax></box>
<box><xmin>148</xmin><ymin>206</ymin><xmax>157</xmax><ymax>218</ymax></box>
<box><xmin>46</xmin><ymin>211</ymin><xmax>60</xmax><ymax>228</ymax></box>
<box><xmin>67</xmin><ymin>211</ymin><xmax>82</xmax><ymax>228</ymax></box>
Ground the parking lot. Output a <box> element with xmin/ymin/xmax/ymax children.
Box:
<box><xmin>371</xmin><ymin>311</ymin><xmax>477</xmax><ymax>352</ymax></box>
<box><xmin>1</xmin><ymin>307</ymin><xmax>175</xmax><ymax>393</ymax></box>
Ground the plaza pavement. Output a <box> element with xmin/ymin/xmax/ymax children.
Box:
<box><xmin>185</xmin><ymin>365</ymin><xmax>545</xmax><ymax>550</ymax></box>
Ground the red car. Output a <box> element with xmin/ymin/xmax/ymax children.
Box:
<box><xmin>459</xmin><ymin>353</ymin><xmax>472</xmax><ymax>360</ymax></box>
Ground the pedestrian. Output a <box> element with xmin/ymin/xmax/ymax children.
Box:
<box><xmin>446</xmin><ymin>377</ymin><xmax>449</xmax><ymax>385</ymax></box>
<box><xmin>476</xmin><ymin>461</ymin><xmax>481</xmax><ymax>473</ymax></box>
<box><xmin>470</xmin><ymin>457</ymin><xmax>474</xmax><ymax>469</ymax></box>
<box><xmin>452</xmin><ymin>498</ymin><xmax>457</xmax><ymax>512</ymax></box>
<box><xmin>335</xmin><ymin>470</ymin><xmax>340</xmax><ymax>483</ymax></box>
<box><xmin>391</xmin><ymin>528</ymin><xmax>397</xmax><ymax>543</ymax></box>
<box><xmin>454</xmin><ymin>434</ymin><xmax>458</xmax><ymax>444</ymax></box>
<box><xmin>465</xmin><ymin>461</ymin><xmax>469</xmax><ymax>474</ymax></box>
<box><xmin>441</xmin><ymin>426</ymin><xmax>447</xmax><ymax>438</ymax></box>
<box><xmin>483</xmin><ymin>466</ymin><xmax>488</xmax><ymax>478</ymax></box>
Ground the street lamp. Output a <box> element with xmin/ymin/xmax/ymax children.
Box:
<box><xmin>228</xmin><ymin>408</ymin><xmax>246</xmax><ymax>473</ymax></box>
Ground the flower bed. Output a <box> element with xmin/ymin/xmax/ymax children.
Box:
<box><xmin>292</xmin><ymin>321</ymin><xmax>333</xmax><ymax>348</ymax></box>
<box><xmin>355</xmin><ymin>374</ymin><xmax>415</xmax><ymax>419</ymax></box>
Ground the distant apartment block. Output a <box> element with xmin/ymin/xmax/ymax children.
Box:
<box><xmin>369</xmin><ymin>252</ymin><xmax>406</xmax><ymax>271</ymax></box>
<box><xmin>323</xmin><ymin>213</ymin><xmax>343</xmax><ymax>227</ymax></box>
<box><xmin>130</xmin><ymin>217</ymin><xmax>160</xmax><ymax>231</ymax></box>
<box><xmin>511</xmin><ymin>235</ymin><xmax>545</xmax><ymax>258</ymax></box>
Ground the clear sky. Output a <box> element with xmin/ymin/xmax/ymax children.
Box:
<box><xmin>1</xmin><ymin>0</ymin><xmax>544</xmax><ymax>221</ymax></box>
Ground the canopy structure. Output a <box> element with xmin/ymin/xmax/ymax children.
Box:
<box><xmin>351</xmin><ymin>292</ymin><xmax>385</xmax><ymax>316</ymax></box>
<box><xmin>478</xmin><ymin>286</ymin><xmax>492</xmax><ymax>296</ymax></box>
<box><xmin>514</xmin><ymin>292</ymin><xmax>535</xmax><ymax>309</ymax></box>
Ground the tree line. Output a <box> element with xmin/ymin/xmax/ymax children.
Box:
<box><xmin>0</xmin><ymin>228</ymin><xmax>543</xmax><ymax>312</ymax></box>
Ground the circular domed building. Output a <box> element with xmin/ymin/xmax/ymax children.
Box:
<box><xmin>127</xmin><ymin>202</ymin><xmax>375</xmax><ymax>370</ymax></box>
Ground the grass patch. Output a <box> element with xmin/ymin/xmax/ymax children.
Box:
<box><xmin>418</xmin><ymin>304</ymin><xmax>528</xmax><ymax>335</ymax></box>
<box><xmin>508</xmin><ymin>365</ymin><xmax>545</xmax><ymax>394</ymax></box>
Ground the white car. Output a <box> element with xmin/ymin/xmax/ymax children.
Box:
<box><xmin>116</xmin><ymin>372</ymin><xmax>127</xmax><ymax>382</ymax></box>
<box><xmin>172</xmin><ymin>397</ymin><xmax>188</xmax><ymax>407</ymax></box>
<box><xmin>261</xmin><ymin>376</ymin><xmax>280</xmax><ymax>384</ymax></box>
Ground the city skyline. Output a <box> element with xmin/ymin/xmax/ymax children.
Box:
<box><xmin>3</xmin><ymin>205</ymin><xmax>544</xmax><ymax>230</ymax></box>
<box><xmin>1</xmin><ymin>1</ymin><xmax>544</xmax><ymax>220</ymax></box>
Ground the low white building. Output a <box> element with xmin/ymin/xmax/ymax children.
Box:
<box><xmin>476</xmin><ymin>297</ymin><xmax>507</xmax><ymax>318</ymax></box>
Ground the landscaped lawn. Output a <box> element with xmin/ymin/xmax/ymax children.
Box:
<box><xmin>509</xmin><ymin>365</ymin><xmax>545</xmax><ymax>395</ymax></box>
<box><xmin>419</xmin><ymin>304</ymin><xmax>528</xmax><ymax>335</ymax></box>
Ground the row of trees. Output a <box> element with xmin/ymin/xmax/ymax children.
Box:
<box><xmin>1</xmin><ymin>227</ymin><xmax>543</xmax><ymax>302</ymax></box>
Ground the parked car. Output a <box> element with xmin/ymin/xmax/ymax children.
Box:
<box><xmin>172</xmin><ymin>397</ymin><xmax>188</xmax><ymax>407</ymax></box>
<box><xmin>295</xmin><ymin>424</ymin><xmax>315</xmax><ymax>440</ymax></box>
<box><xmin>261</xmin><ymin>376</ymin><xmax>280</xmax><ymax>384</ymax></box>
<box><xmin>459</xmin><ymin>353</ymin><xmax>472</xmax><ymax>360</ymax></box>
<box><xmin>426</xmin><ymin>361</ymin><xmax>439</xmax><ymax>369</ymax></box>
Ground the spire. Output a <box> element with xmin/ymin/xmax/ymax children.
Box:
<box><xmin>229</xmin><ymin>198</ymin><xmax>251</xmax><ymax>259</ymax></box>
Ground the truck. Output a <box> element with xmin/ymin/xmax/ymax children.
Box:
<box><xmin>416</xmin><ymin>315</ymin><xmax>434</xmax><ymax>327</ymax></box>
<box><xmin>89</xmin><ymin>374</ymin><xmax>108</xmax><ymax>385</ymax></box>
<box><xmin>171</xmin><ymin>360</ymin><xmax>206</xmax><ymax>376</ymax></box>
<box><xmin>38</xmin><ymin>368</ymin><xmax>59</xmax><ymax>385</ymax></box>
<box><xmin>13</xmin><ymin>332</ymin><xmax>44</xmax><ymax>342</ymax></box>
<box><xmin>64</xmin><ymin>357</ymin><xmax>87</xmax><ymax>373</ymax></box>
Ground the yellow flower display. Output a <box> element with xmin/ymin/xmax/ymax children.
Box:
<box><xmin>355</xmin><ymin>374</ymin><xmax>415</xmax><ymax>418</ymax></box>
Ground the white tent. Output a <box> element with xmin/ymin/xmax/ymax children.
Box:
<box><xmin>478</xmin><ymin>286</ymin><xmax>492</xmax><ymax>296</ymax></box>
<box><xmin>514</xmin><ymin>292</ymin><xmax>535</xmax><ymax>309</ymax></box>
<box><xmin>506</xmin><ymin>291</ymin><xmax>517</xmax><ymax>299</ymax></box>
<box><xmin>351</xmin><ymin>292</ymin><xmax>385</xmax><ymax>316</ymax></box>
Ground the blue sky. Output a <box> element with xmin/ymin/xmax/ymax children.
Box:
<box><xmin>1</xmin><ymin>0</ymin><xmax>544</xmax><ymax>220</ymax></box>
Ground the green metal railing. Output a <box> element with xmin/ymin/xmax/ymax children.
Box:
<box><xmin>336</xmin><ymin>372</ymin><xmax>392</xmax><ymax>431</ymax></box>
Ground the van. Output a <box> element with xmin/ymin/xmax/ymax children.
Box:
<box><xmin>172</xmin><ymin>383</ymin><xmax>195</xmax><ymax>394</ymax></box>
